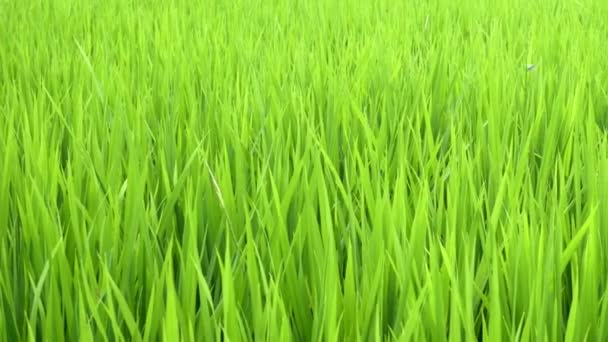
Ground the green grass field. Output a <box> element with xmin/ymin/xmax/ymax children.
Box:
<box><xmin>1</xmin><ymin>0</ymin><xmax>608</xmax><ymax>341</ymax></box>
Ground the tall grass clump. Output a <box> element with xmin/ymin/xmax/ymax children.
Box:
<box><xmin>1</xmin><ymin>0</ymin><xmax>608</xmax><ymax>341</ymax></box>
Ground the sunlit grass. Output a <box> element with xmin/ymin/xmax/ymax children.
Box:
<box><xmin>1</xmin><ymin>0</ymin><xmax>608</xmax><ymax>341</ymax></box>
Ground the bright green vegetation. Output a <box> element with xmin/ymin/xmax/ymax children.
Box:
<box><xmin>1</xmin><ymin>0</ymin><xmax>608</xmax><ymax>341</ymax></box>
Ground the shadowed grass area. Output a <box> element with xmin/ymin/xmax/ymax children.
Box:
<box><xmin>1</xmin><ymin>0</ymin><xmax>608</xmax><ymax>341</ymax></box>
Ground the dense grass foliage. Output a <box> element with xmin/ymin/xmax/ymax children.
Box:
<box><xmin>1</xmin><ymin>0</ymin><xmax>608</xmax><ymax>340</ymax></box>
